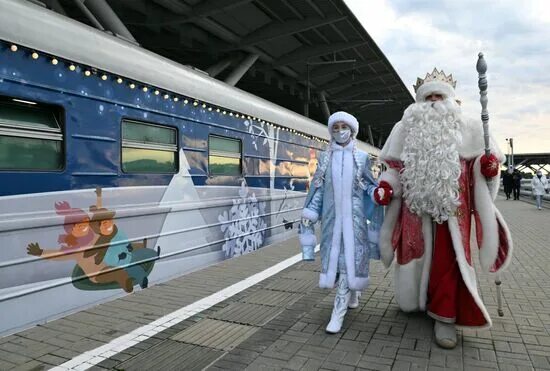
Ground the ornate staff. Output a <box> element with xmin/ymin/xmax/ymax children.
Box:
<box><xmin>477</xmin><ymin>52</ymin><xmax>504</xmax><ymax>317</ymax></box>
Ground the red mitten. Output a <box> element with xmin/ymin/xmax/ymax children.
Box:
<box><xmin>374</xmin><ymin>181</ymin><xmax>393</xmax><ymax>205</ymax></box>
<box><xmin>480</xmin><ymin>154</ymin><xmax>499</xmax><ymax>178</ymax></box>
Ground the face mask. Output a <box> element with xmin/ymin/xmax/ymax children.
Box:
<box><xmin>332</xmin><ymin>128</ymin><xmax>351</xmax><ymax>144</ymax></box>
<box><xmin>537</xmin><ymin>173</ymin><xmax>542</xmax><ymax>178</ymax></box>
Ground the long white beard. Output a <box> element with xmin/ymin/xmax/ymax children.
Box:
<box><xmin>400</xmin><ymin>99</ymin><xmax>463</xmax><ymax>223</ymax></box>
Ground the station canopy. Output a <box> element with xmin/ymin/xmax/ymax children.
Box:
<box><xmin>39</xmin><ymin>0</ymin><xmax>414</xmax><ymax>147</ymax></box>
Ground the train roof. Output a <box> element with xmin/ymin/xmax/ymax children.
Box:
<box><xmin>0</xmin><ymin>0</ymin><xmax>381</xmax><ymax>155</ymax></box>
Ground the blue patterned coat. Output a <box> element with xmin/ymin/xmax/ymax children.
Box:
<box><xmin>299</xmin><ymin>143</ymin><xmax>383</xmax><ymax>290</ymax></box>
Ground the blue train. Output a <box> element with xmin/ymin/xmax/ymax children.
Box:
<box><xmin>0</xmin><ymin>0</ymin><xmax>380</xmax><ymax>336</ymax></box>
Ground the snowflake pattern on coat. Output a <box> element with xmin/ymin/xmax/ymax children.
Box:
<box><xmin>218</xmin><ymin>181</ymin><xmax>267</xmax><ymax>258</ymax></box>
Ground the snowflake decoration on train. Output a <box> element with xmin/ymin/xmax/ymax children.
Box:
<box><xmin>218</xmin><ymin>180</ymin><xmax>267</xmax><ymax>258</ymax></box>
<box><xmin>244</xmin><ymin>119</ymin><xmax>268</xmax><ymax>151</ymax></box>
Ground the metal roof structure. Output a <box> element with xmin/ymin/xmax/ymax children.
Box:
<box><xmin>511</xmin><ymin>153</ymin><xmax>550</xmax><ymax>175</ymax></box>
<box><xmin>31</xmin><ymin>0</ymin><xmax>414</xmax><ymax>146</ymax></box>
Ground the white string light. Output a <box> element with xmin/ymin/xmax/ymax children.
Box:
<box><xmin>5</xmin><ymin>44</ymin><xmax>328</xmax><ymax>145</ymax></box>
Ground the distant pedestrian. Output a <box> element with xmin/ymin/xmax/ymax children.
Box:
<box><xmin>512</xmin><ymin>169</ymin><xmax>522</xmax><ymax>200</ymax></box>
<box><xmin>502</xmin><ymin>165</ymin><xmax>514</xmax><ymax>200</ymax></box>
<box><xmin>531</xmin><ymin>171</ymin><xmax>548</xmax><ymax>210</ymax></box>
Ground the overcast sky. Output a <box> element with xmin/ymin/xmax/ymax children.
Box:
<box><xmin>344</xmin><ymin>0</ymin><xmax>550</xmax><ymax>155</ymax></box>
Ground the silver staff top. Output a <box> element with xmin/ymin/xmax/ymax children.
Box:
<box><xmin>476</xmin><ymin>52</ymin><xmax>490</xmax><ymax>157</ymax></box>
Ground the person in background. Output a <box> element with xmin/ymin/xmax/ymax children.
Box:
<box><xmin>502</xmin><ymin>165</ymin><xmax>514</xmax><ymax>200</ymax></box>
<box><xmin>531</xmin><ymin>171</ymin><xmax>548</xmax><ymax>210</ymax></box>
<box><xmin>299</xmin><ymin>111</ymin><xmax>385</xmax><ymax>334</ymax></box>
<box><xmin>512</xmin><ymin>168</ymin><xmax>522</xmax><ymax>200</ymax></box>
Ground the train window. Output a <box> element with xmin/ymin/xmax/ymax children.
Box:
<box><xmin>121</xmin><ymin>120</ymin><xmax>178</xmax><ymax>173</ymax></box>
<box><xmin>208</xmin><ymin>135</ymin><xmax>242</xmax><ymax>176</ymax></box>
<box><xmin>0</xmin><ymin>97</ymin><xmax>63</xmax><ymax>170</ymax></box>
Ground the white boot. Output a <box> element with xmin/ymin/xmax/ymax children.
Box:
<box><xmin>434</xmin><ymin>320</ymin><xmax>457</xmax><ymax>349</ymax></box>
<box><xmin>348</xmin><ymin>291</ymin><xmax>361</xmax><ymax>309</ymax></box>
<box><xmin>326</xmin><ymin>276</ymin><xmax>351</xmax><ymax>334</ymax></box>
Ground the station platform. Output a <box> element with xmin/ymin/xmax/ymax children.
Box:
<box><xmin>1</xmin><ymin>197</ymin><xmax>549</xmax><ymax>371</ymax></box>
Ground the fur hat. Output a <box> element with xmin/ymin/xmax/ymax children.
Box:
<box><xmin>327</xmin><ymin>111</ymin><xmax>359</xmax><ymax>136</ymax></box>
<box><xmin>413</xmin><ymin>68</ymin><xmax>457</xmax><ymax>102</ymax></box>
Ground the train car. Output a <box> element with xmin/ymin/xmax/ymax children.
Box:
<box><xmin>0</xmin><ymin>0</ymin><xmax>381</xmax><ymax>336</ymax></box>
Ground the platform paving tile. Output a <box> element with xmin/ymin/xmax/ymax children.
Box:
<box><xmin>2</xmin><ymin>198</ymin><xmax>550</xmax><ymax>370</ymax></box>
<box><xmin>115</xmin><ymin>340</ymin><xmax>223</xmax><ymax>370</ymax></box>
<box><xmin>171</xmin><ymin>318</ymin><xmax>258</xmax><ymax>351</ymax></box>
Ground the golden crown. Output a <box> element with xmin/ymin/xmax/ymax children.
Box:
<box><xmin>413</xmin><ymin>68</ymin><xmax>457</xmax><ymax>93</ymax></box>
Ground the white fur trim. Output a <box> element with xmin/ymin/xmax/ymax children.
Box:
<box><xmin>493</xmin><ymin>208</ymin><xmax>514</xmax><ymax>272</ymax></box>
<box><xmin>394</xmin><ymin>257</ymin><xmax>425</xmax><ymax>312</ymax></box>
<box><xmin>487</xmin><ymin>171</ymin><xmax>501</xmax><ymax>200</ymax></box>
<box><xmin>418</xmin><ymin>215</ymin><xmax>433</xmax><ymax>311</ymax></box>
<box><xmin>319</xmin><ymin>273</ymin><xmax>332</xmax><ymax>288</ymax></box>
<box><xmin>379</xmin><ymin>168</ymin><xmax>402</xmax><ymax>197</ymax></box>
<box><xmin>380</xmin><ymin>118</ymin><xmax>505</xmax><ymax>162</ymax></box>
<box><xmin>415</xmin><ymin>80</ymin><xmax>455</xmax><ymax>102</ymax></box>
<box><xmin>447</xmin><ymin>217</ymin><xmax>492</xmax><ymax>330</ymax></box>
<box><xmin>473</xmin><ymin>156</ymin><xmax>500</xmax><ymax>272</ymax></box>
<box><xmin>323</xmin><ymin>150</ymin><xmax>344</xmax><ymax>289</ymax></box>
<box><xmin>380</xmin><ymin>121</ymin><xmax>405</xmax><ymax>161</ymax></box>
<box><xmin>459</xmin><ymin>118</ymin><xmax>504</xmax><ymax>161</ymax></box>
<box><xmin>328</xmin><ymin>111</ymin><xmax>359</xmax><ymax>135</ymax></box>
<box><xmin>340</xmin><ymin>148</ymin><xmax>357</xmax><ymax>288</ymax></box>
<box><xmin>299</xmin><ymin>233</ymin><xmax>317</xmax><ymax>247</ymax></box>
<box><xmin>302</xmin><ymin>208</ymin><xmax>319</xmax><ymax>223</ymax></box>
<box><xmin>378</xmin><ymin>168</ymin><xmax>402</xmax><ymax>268</ymax></box>
<box><xmin>347</xmin><ymin>276</ymin><xmax>369</xmax><ymax>291</ymax></box>
<box><xmin>320</xmin><ymin>147</ymin><xmax>361</xmax><ymax>290</ymax></box>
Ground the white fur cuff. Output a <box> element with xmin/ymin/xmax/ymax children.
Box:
<box><xmin>299</xmin><ymin>232</ymin><xmax>317</xmax><ymax>247</ymax></box>
<box><xmin>380</xmin><ymin>245</ymin><xmax>395</xmax><ymax>269</ymax></box>
<box><xmin>302</xmin><ymin>208</ymin><xmax>319</xmax><ymax>222</ymax></box>
<box><xmin>347</xmin><ymin>276</ymin><xmax>370</xmax><ymax>291</ymax></box>
<box><xmin>379</xmin><ymin>168</ymin><xmax>402</xmax><ymax>197</ymax></box>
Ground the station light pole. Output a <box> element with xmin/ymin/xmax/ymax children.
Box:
<box><xmin>506</xmin><ymin>138</ymin><xmax>514</xmax><ymax>167</ymax></box>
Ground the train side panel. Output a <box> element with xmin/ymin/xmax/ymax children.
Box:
<box><xmin>0</xmin><ymin>46</ymin><xmax>319</xmax><ymax>335</ymax></box>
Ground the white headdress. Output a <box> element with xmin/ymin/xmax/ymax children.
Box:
<box><xmin>413</xmin><ymin>68</ymin><xmax>457</xmax><ymax>102</ymax></box>
<box><xmin>327</xmin><ymin>111</ymin><xmax>359</xmax><ymax>136</ymax></box>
